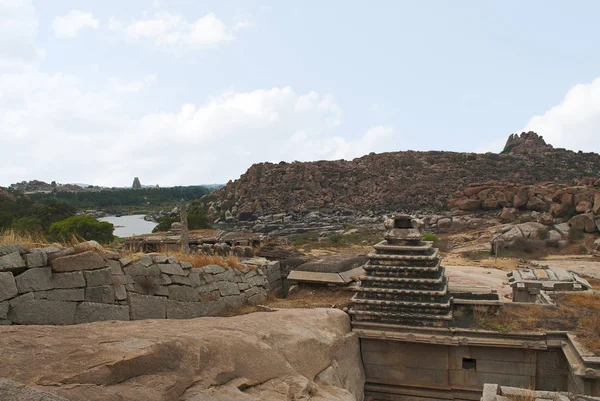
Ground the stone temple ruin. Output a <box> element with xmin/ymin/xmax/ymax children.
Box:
<box><xmin>350</xmin><ymin>214</ymin><xmax>452</xmax><ymax>327</ymax></box>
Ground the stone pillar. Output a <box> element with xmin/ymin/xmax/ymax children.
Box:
<box><xmin>180</xmin><ymin>200</ymin><xmax>190</xmax><ymax>255</ymax></box>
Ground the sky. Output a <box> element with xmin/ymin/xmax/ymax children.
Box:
<box><xmin>1</xmin><ymin>0</ymin><xmax>600</xmax><ymax>187</ymax></box>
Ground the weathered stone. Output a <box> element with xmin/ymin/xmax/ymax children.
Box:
<box><xmin>569</xmin><ymin>213</ymin><xmax>597</xmax><ymax>233</ymax></box>
<box><xmin>167</xmin><ymin>285</ymin><xmax>199</xmax><ymax>302</ymax></box>
<box><xmin>197</xmin><ymin>282</ymin><xmax>217</xmax><ymax>295</ymax></box>
<box><xmin>576</xmin><ymin>201</ymin><xmax>592</xmax><ymax>213</ymax></box>
<box><xmin>0</xmin><ymin>252</ymin><xmax>26</xmax><ymax>272</ymax></box>
<box><xmin>74</xmin><ymin>302</ymin><xmax>129</xmax><ymax>324</ymax></box>
<box><xmin>594</xmin><ymin>238</ymin><xmax>600</xmax><ymax>252</ymax></box>
<box><xmin>50</xmin><ymin>251</ymin><xmax>106</xmax><ymax>273</ymax></box>
<box><xmin>151</xmin><ymin>255</ymin><xmax>168</xmax><ymax>264</ymax></box>
<box><xmin>554</xmin><ymin>222</ymin><xmax>570</xmax><ymax>236</ymax></box>
<box><xmin>170</xmin><ymin>275</ymin><xmax>192</xmax><ymax>285</ymax></box>
<box><xmin>247</xmin><ymin>291</ymin><xmax>267</xmax><ymax>306</ymax></box>
<box><xmin>85</xmin><ymin>285</ymin><xmax>115</xmax><ymax>304</ymax></box>
<box><xmin>218</xmin><ymin>281</ymin><xmax>240</xmax><ymax>296</ymax></box>
<box><xmin>538</xmin><ymin>212</ymin><xmax>553</xmax><ymax>225</ymax></box>
<box><xmin>202</xmin><ymin>264</ymin><xmax>225</xmax><ymax>274</ymax></box>
<box><xmin>158</xmin><ymin>263</ymin><xmax>187</xmax><ymax>276</ymax></box>
<box><xmin>33</xmin><ymin>289</ymin><xmax>84</xmax><ymax>301</ymax></box>
<box><xmin>593</xmin><ymin>192</ymin><xmax>600</xmax><ymax>214</ymax></box>
<box><xmin>513</xmin><ymin>189</ymin><xmax>529</xmax><ymax>208</ymax></box>
<box><xmin>0</xmin><ymin>244</ymin><xmax>26</xmax><ymax>256</ymax></box>
<box><xmin>151</xmin><ymin>285</ymin><xmax>169</xmax><ymax>297</ymax></box>
<box><xmin>213</xmin><ymin>269</ymin><xmax>235</xmax><ymax>282</ymax></box>
<box><xmin>51</xmin><ymin>271</ymin><xmax>85</xmax><ymax>289</ymax></box>
<box><xmin>129</xmin><ymin>293</ymin><xmax>167</xmax><ymax>320</ymax></box>
<box><xmin>166</xmin><ymin>256</ymin><xmax>178</xmax><ymax>264</ymax></box>
<box><xmin>106</xmin><ymin>259</ymin><xmax>124</xmax><ymax>275</ymax></box>
<box><xmin>7</xmin><ymin>299</ymin><xmax>76</xmax><ymax>325</ymax></box>
<box><xmin>0</xmin><ymin>301</ymin><xmax>8</xmax><ymax>319</ymax></box>
<box><xmin>46</xmin><ymin>246</ymin><xmax>74</xmax><ymax>261</ymax></box>
<box><xmin>114</xmin><ymin>284</ymin><xmax>127</xmax><ymax>301</ymax></box>
<box><xmin>166</xmin><ymin>300</ymin><xmax>217</xmax><ymax>319</ymax></box>
<box><xmin>188</xmin><ymin>271</ymin><xmax>202</xmax><ymax>287</ymax></box>
<box><xmin>0</xmin><ymin>272</ymin><xmax>18</xmax><ymax>301</ymax></box>
<box><xmin>221</xmin><ymin>295</ymin><xmax>243</xmax><ymax>309</ymax></box>
<box><xmin>499</xmin><ymin>207</ymin><xmax>517</xmax><ymax>223</ymax></box>
<box><xmin>84</xmin><ymin>268</ymin><xmax>112</xmax><ymax>286</ymax></box>
<box><xmin>0</xmin><ymin>378</ymin><xmax>70</xmax><ymax>401</ymax></box>
<box><xmin>8</xmin><ymin>292</ymin><xmax>34</xmax><ymax>308</ymax></box>
<box><xmin>181</xmin><ymin>262</ymin><xmax>193</xmax><ymax>269</ymax></box>
<box><xmin>118</xmin><ymin>257</ymin><xmax>131</xmax><ymax>267</ymax></box>
<box><xmin>15</xmin><ymin>268</ymin><xmax>53</xmax><ymax>293</ymax></box>
<box><xmin>123</xmin><ymin>262</ymin><xmax>161</xmax><ymax>276</ymax></box>
<box><xmin>25</xmin><ymin>251</ymin><xmax>47</xmax><ymax>268</ymax></box>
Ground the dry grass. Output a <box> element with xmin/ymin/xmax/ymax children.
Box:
<box><xmin>217</xmin><ymin>287</ymin><xmax>354</xmax><ymax>317</ymax></box>
<box><xmin>0</xmin><ymin>229</ymin><xmax>48</xmax><ymax>248</ymax></box>
<box><xmin>174</xmin><ymin>252</ymin><xmax>249</xmax><ymax>270</ymax></box>
<box><xmin>475</xmin><ymin>292</ymin><xmax>600</xmax><ymax>355</ymax></box>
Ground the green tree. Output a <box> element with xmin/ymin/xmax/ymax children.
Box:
<box><xmin>12</xmin><ymin>216</ymin><xmax>43</xmax><ymax>234</ymax></box>
<box><xmin>49</xmin><ymin>215</ymin><xmax>114</xmax><ymax>244</ymax></box>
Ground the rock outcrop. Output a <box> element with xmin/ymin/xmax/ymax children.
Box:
<box><xmin>202</xmin><ymin>132</ymin><xmax>600</xmax><ymax>221</ymax></box>
<box><xmin>0</xmin><ymin>308</ymin><xmax>365</xmax><ymax>401</ymax></box>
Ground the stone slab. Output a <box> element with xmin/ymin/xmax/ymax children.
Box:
<box><xmin>217</xmin><ymin>281</ymin><xmax>240</xmax><ymax>296</ymax></box>
<box><xmin>201</xmin><ymin>264</ymin><xmax>225</xmax><ymax>274</ymax></box>
<box><xmin>0</xmin><ymin>244</ymin><xmax>26</xmax><ymax>256</ymax></box>
<box><xmin>170</xmin><ymin>275</ymin><xmax>192</xmax><ymax>285</ymax></box>
<box><xmin>158</xmin><ymin>263</ymin><xmax>187</xmax><ymax>276</ymax></box>
<box><xmin>50</xmin><ymin>251</ymin><xmax>106</xmax><ymax>273</ymax></box>
<box><xmin>129</xmin><ymin>293</ymin><xmax>167</xmax><ymax>320</ymax></box>
<box><xmin>287</xmin><ymin>270</ymin><xmax>346</xmax><ymax>284</ymax></box>
<box><xmin>338</xmin><ymin>266</ymin><xmax>365</xmax><ymax>284</ymax></box>
<box><xmin>7</xmin><ymin>299</ymin><xmax>76</xmax><ymax>325</ymax></box>
<box><xmin>0</xmin><ymin>252</ymin><xmax>26</xmax><ymax>272</ymax></box>
<box><xmin>83</xmin><ymin>268</ymin><xmax>112</xmax><ymax>286</ymax></box>
<box><xmin>0</xmin><ymin>271</ymin><xmax>18</xmax><ymax>301</ymax></box>
<box><xmin>167</xmin><ymin>285</ymin><xmax>199</xmax><ymax>302</ymax></box>
<box><xmin>166</xmin><ymin>299</ymin><xmax>219</xmax><ymax>319</ymax></box>
<box><xmin>74</xmin><ymin>302</ymin><xmax>129</xmax><ymax>324</ymax></box>
<box><xmin>51</xmin><ymin>271</ymin><xmax>85</xmax><ymax>289</ymax></box>
<box><xmin>0</xmin><ymin>300</ymin><xmax>8</xmax><ymax>319</ymax></box>
<box><xmin>25</xmin><ymin>251</ymin><xmax>47</xmax><ymax>268</ymax></box>
<box><xmin>85</xmin><ymin>285</ymin><xmax>115</xmax><ymax>304</ymax></box>
<box><xmin>8</xmin><ymin>292</ymin><xmax>34</xmax><ymax>308</ymax></box>
<box><xmin>15</xmin><ymin>267</ymin><xmax>53</xmax><ymax>293</ymax></box>
<box><xmin>33</xmin><ymin>288</ymin><xmax>85</xmax><ymax>302</ymax></box>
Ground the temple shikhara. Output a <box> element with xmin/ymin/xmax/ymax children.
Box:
<box><xmin>350</xmin><ymin>214</ymin><xmax>453</xmax><ymax>327</ymax></box>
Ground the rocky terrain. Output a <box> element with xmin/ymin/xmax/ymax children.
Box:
<box><xmin>0</xmin><ymin>308</ymin><xmax>364</xmax><ymax>401</ymax></box>
<box><xmin>202</xmin><ymin>132</ymin><xmax>600</xmax><ymax>224</ymax></box>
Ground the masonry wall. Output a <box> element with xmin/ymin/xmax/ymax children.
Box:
<box><xmin>0</xmin><ymin>243</ymin><xmax>281</xmax><ymax>325</ymax></box>
<box><xmin>362</xmin><ymin>339</ymin><xmax>569</xmax><ymax>401</ymax></box>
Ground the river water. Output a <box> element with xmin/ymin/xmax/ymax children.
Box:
<box><xmin>98</xmin><ymin>214</ymin><xmax>158</xmax><ymax>237</ymax></box>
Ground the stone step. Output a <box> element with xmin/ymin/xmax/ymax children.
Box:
<box><xmin>351</xmin><ymin>294</ymin><xmax>452</xmax><ymax>309</ymax></box>
<box><xmin>364</xmin><ymin>260</ymin><xmax>441</xmax><ymax>272</ymax></box>
<box><xmin>372</xmin><ymin>240</ymin><xmax>433</xmax><ymax>252</ymax></box>
<box><xmin>367</xmin><ymin>249</ymin><xmax>439</xmax><ymax>261</ymax></box>
<box><xmin>355</xmin><ymin>283</ymin><xmax>448</xmax><ymax>296</ymax></box>
<box><xmin>359</xmin><ymin>270</ymin><xmax>445</xmax><ymax>285</ymax></box>
<box><xmin>348</xmin><ymin>309</ymin><xmax>453</xmax><ymax>321</ymax></box>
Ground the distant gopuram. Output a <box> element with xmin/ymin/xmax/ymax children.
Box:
<box><xmin>350</xmin><ymin>214</ymin><xmax>453</xmax><ymax>327</ymax></box>
<box><xmin>132</xmin><ymin>177</ymin><xmax>142</xmax><ymax>190</ymax></box>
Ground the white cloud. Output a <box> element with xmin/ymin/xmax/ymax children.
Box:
<box><xmin>110</xmin><ymin>73</ymin><xmax>157</xmax><ymax>94</ymax></box>
<box><xmin>0</xmin><ymin>1</ymin><xmax>396</xmax><ymax>187</ymax></box>
<box><xmin>53</xmin><ymin>10</ymin><xmax>99</xmax><ymax>38</ymax></box>
<box><xmin>522</xmin><ymin>77</ymin><xmax>600</xmax><ymax>153</ymax></box>
<box><xmin>0</xmin><ymin>0</ymin><xmax>41</xmax><ymax>71</ymax></box>
<box><xmin>109</xmin><ymin>11</ymin><xmax>245</xmax><ymax>53</ymax></box>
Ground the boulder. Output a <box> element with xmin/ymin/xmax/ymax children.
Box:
<box><xmin>0</xmin><ymin>309</ymin><xmax>364</xmax><ymax>401</ymax></box>
<box><xmin>569</xmin><ymin>213</ymin><xmax>597</xmax><ymax>233</ymax></box>
<box><xmin>0</xmin><ymin>244</ymin><xmax>26</xmax><ymax>256</ymax></box>
<box><xmin>25</xmin><ymin>251</ymin><xmax>47</xmax><ymax>268</ymax></box>
<box><xmin>513</xmin><ymin>189</ymin><xmax>529</xmax><ymax>208</ymax></box>
<box><xmin>15</xmin><ymin>267</ymin><xmax>53</xmax><ymax>292</ymax></box>
<box><xmin>50</xmin><ymin>251</ymin><xmax>106</xmax><ymax>273</ymax></box>
<box><xmin>0</xmin><ymin>272</ymin><xmax>18</xmax><ymax>301</ymax></box>
<box><xmin>456</xmin><ymin>198</ymin><xmax>480</xmax><ymax>211</ymax></box>
<box><xmin>437</xmin><ymin>217</ymin><xmax>452</xmax><ymax>230</ymax></box>
<box><xmin>576</xmin><ymin>201</ymin><xmax>592</xmax><ymax>213</ymax></box>
<box><xmin>593</xmin><ymin>192</ymin><xmax>600</xmax><ymax>214</ymax></box>
<box><xmin>500</xmin><ymin>207</ymin><xmax>517</xmax><ymax>223</ymax></box>
<box><xmin>0</xmin><ymin>252</ymin><xmax>26</xmax><ymax>272</ymax></box>
<box><xmin>537</xmin><ymin>212</ymin><xmax>553</xmax><ymax>225</ymax></box>
<box><xmin>594</xmin><ymin>238</ymin><xmax>600</xmax><ymax>252</ymax></box>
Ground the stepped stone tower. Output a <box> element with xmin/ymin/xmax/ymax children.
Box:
<box><xmin>350</xmin><ymin>214</ymin><xmax>453</xmax><ymax>327</ymax></box>
<box><xmin>132</xmin><ymin>177</ymin><xmax>142</xmax><ymax>190</ymax></box>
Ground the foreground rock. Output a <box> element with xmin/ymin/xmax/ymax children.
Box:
<box><xmin>0</xmin><ymin>308</ymin><xmax>364</xmax><ymax>401</ymax></box>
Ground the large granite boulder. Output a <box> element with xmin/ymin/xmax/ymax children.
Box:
<box><xmin>0</xmin><ymin>308</ymin><xmax>364</xmax><ymax>401</ymax></box>
<box><xmin>569</xmin><ymin>213</ymin><xmax>598</xmax><ymax>233</ymax></box>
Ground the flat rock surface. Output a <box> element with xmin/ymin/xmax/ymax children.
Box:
<box><xmin>0</xmin><ymin>308</ymin><xmax>364</xmax><ymax>401</ymax></box>
<box><xmin>445</xmin><ymin>265</ymin><xmax>512</xmax><ymax>299</ymax></box>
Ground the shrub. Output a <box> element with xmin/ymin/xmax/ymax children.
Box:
<box><xmin>49</xmin><ymin>215</ymin><xmax>114</xmax><ymax>244</ymax></box>
<box><xmin>422</xmin><ymin>233</ymin><xmax>439</xmax><ymax>242</ymax></box>
<box><xmin>11</xmin><ymin>216</ymin><xmax>43</xmax><ymax>235</ymax></box>
<box><xmin>327</xmin><ymin>233</ymin><xmax>345</xmax><ymax>246</ymax></box>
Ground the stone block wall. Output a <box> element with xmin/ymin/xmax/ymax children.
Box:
<box><xmin>0</xmin><ymin>243</ymin><xmax>278</xmax><ymax>325</ymax></box>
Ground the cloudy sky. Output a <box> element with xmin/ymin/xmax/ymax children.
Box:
<box><xmin>2</xmin><ymin>0</ymin><xmax>600</xmax><ymax>187</ymax></box>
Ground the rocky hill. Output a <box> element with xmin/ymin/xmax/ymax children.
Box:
<box><xmin>202</xmin><ymin>132</ymin><xmax>600</xmax><ymax>221</ymax></box>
